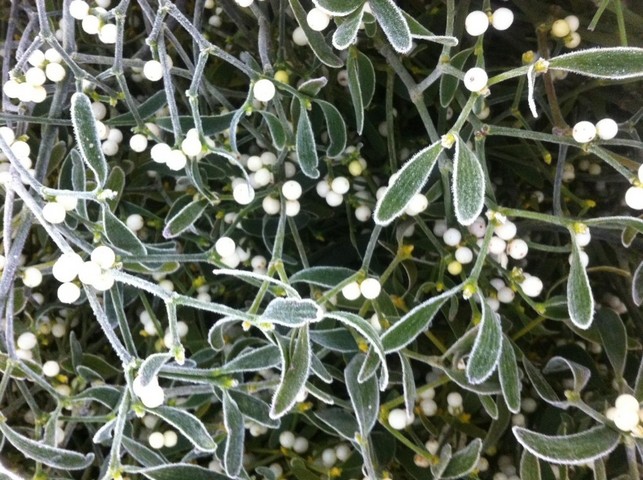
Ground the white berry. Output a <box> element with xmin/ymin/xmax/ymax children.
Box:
<box><xmin>98</xmin><ymin>23</ymin><xmax>117</xmax><ymax>44</ymax></box>
<box><xmin>282</xmin><ymin>180</ymin><xmax>302</xmax><ymax>200</ymax></box>
<box><xmin>292</xmin><ymin>437</ymin><xmax>309</xmax><ymax>453</ymax></box>
<box><xmin>148</xmin><ymin>431</ymin><xmax>165</xmax><ymax>449</ymax></box>
<box><xmin>447</xmin><ymin>391</ymin><xmax>463</xmax><ymax>408</ymax></box>
<box><xmin>595</xmin><ymin>118</ymin><xmax>618</xmax><ymax>140</ymax></box>
<box><xmin>52</xmin><ymin>252</ymin><xmax>84</xmax><ymax>282</ymax></box>
<box><xmin>443</xmin><ymin>228</ymin><xmax>462</xmax><ymax>247</ymax></box>
<box><xmin>625</xmin><ymin>186</ymin><xmax>643</xmax><ymax>210</ymax></box>
<box><xmin>253</xmin><ymin>79</ymin><xmax>276</xmax><ymax>102</ymax></box>
<box><xmin>465</xmin><ymin>10</ymin><xmax>489</xmax><ymax>36</ymax></box>
<box><xmin>91</xmin><ymin>245</ymin><xmax>116</xmax><ymax>269</ymax></box>
<box><xmin>42</xmin><ymin>202</ymin><xmax>66</xmax><ymax>224</ymax></box>
<box><xmin>506</xmin><ymin>238</ymin><xmax>528</xmax><ymax>259</ymax></box>
<box><xmin>491</xmin><ymin>8</ymin><xmax>514</xmax><ymax>31</ymax></box>
<box><xmin>151</xmin><ymin>143</ymin><xmax>171</xmax><ymax>163</ymax></box>
<box><xmin>279</xmin><ymin>430</ymin><xmax>295</xmax><ymax>449</ymax></box>
<box><xmin>233</xmin><ymin>183</ymin><xmax>255</xmax><ymax>205</ymax></box>
<box><xmin>455</xmin><ymin>246</ymin><xmax>474</xmax><ymax>264</ymax></box>
<box><xmin>235</xmin><ymin>0</ymin><xmax>254</xmax><ymax>6</ymax></box>
<box><xmin>45</xmin><ymin>63</ymin><xmax>66</xmax><ymax>82</ymax></box>
<box><xmin>342</xmin><ymin>281</ymin><xmax>361</xmax><ymax>301</ymax></box>
<box><xmin>551</xmin><ymin>19</ymin><xmax>571</xmax><ymax>38</ymax></box>
<box><xmin>215</xmin><ymin>237</ymin><xmax>236</xmax><ymax>258</ymax></box>
<box><xmin>285</xmin><ymin>200</ymin><xmax>300</xmax><ymax>217</ymax></box>
<box><xmin>307</xmin><ymin>8</ymin><xmax>330</xmax><ymax>32</ymax></box>
<box><xmin>520</xmin><ymin>275</ymin><xmax>543</xmax><ymax>297</ymax></box>
<box><xmin>81</xmin><ymin>15</ymin><xmax>101</xmax><ymax>35</ymax></box>
<box><xmin>565</xmin><ymin>15</ymin><xmax>580</xmax><ymax>32</ymax></box>
<box><xmin>572</xmin><ymin>121</ymin><xmax>597</xmax><ymax>143</ymax></box>
<box><xmin>166</xmin><ymin>149</ymin><xmax>187</xmax><ymax>170</ymax></box>
<box><xmin>69</xmin><ymin>0</ymin><xmax>90</xmax><ymax>19</ymax></box>
<box><xmin>130</xmin><ymin>134</ymin><xmax>148</xmax><ymax>152</ymax></box>
<box><xmin>463</xmin><ymin>67</ymin><xmax>488</xmax><ymax>92</ymax></box>
<box><xmin>143</xmin><ymin>60</ymin><xmax>163</xmax><ymax>82</ymax></box>
<box><xmin>181</xmin><ymin>136</ymin><xmax>202</xmax><ymax>157</ymax></box>
<box><xmin>292</xmin><ymin>27</ymin><xmax>308</xmax><ymax>46</ymax></box>
<box><xmin>360</xmin><ymin>278</ymin><xmax>381</xmax><ymax>300</ymax></box>
<box><xmin>57</xmin><ymin>282</ymin><xmax>81</xmax><ymax>304</ymax></box>
<box><xmin>262</xmin><ymin>196</ymin><xmax>280</xmax><ymax>214</ymax></box>
<box><xmin>388</xmin><ymin>408</ymin><xmax>410</xmax><ymax>430</ymax></box>
<box><xmin>42</xmin><ymin>360</ymin><xmax>61</xmax><ymax>377</ymax></box>
<box><xmin>331</xmin><ymin>176</ymin><xmax>350</xmax><ymax>195</ymax></box>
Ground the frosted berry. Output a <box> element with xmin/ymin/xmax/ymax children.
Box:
<box><xmin>148</xmin><ymin>431</ymin><xmax>165</xmax><ymax>449</ymax></box>
<box><xmin>292</xmin><ymin>27</ymin><xmax>308</xmax><ymax>46</ymax></box>
<box><xmin>151</xmin><ymin>143</ymin><xmax>171</xmax><ymax>163</ymax></box>
<box><xmin>91</xmin><ymin>245</ymin><xmax>116</xmax><ymax>269</ymax></box>
<box><xmin>342</xmin><ymin>281</ymin><xmax>361</xmax><ymax>301</ymax></box>
<box><xmin>215</xmin><ymin>237</ymin><xmax>236</xmax><ymax>258</ymax></box>
<box><xmin>595</xmin><ymin>118</ymin><xmax>618</xmax><ymax>140</ymax></box>
<box><xmin>143</xmin><ymin>60</ymin><xmax>163</xmax><ymax>82</ymax></box>
<box><xmin>330</xmin><ymin>176</ymin><xmax>350</xmax><ymax>195</ymax></box>
<box><xmin>42</xmin><ymin>360</ymin><xmax>61</xmax><ymax>377</ymax></box>
<box><xmin>388</xmin><ymin>408</ymin><xmax>410</xmax><ymax>430</ymax></box>
<box><xmin>52</xmin><ymin>252</ymin><xmax>84</xmax><ymax>282</ymax></box>
<box><xmin>564</xmin><ymin>15</ymin><xmax>580</xmax><ymax>33</ymax></box>
<box><xmin>463</xmin><ymin>67</ymin><xmax>488</xmax><ymax>92</ymax></box>
<box><xmin>45</xmin><ymin>63</ymin><xmax>66</xmax><ymax>82</ymax></box>
<box><xmin>491</xmin><ymin>8</ymin><xmax>514</xmax><ymax>31</ymax></box>
<box><xmin>443</xmin><ymin>228</ymin><xmax>462</xmax><ymax>247</ymax></box>
<box><xmin>307</xmin><ymin>8</ymin><xmax>331</xmax><ymax>32</ymax></box>
<box><xmin>233</xmin><ymin>183</ymin><xmax>255</xmax><ymax>205</ymax></box>
<box><xmin>166</xmin><ymin>149</ymin><xmax>187</xmax><ymax>171</ymax></box>
<box><xmin>69</xmin><ymin>0</ymin><xmax>90</xmax><ymax>19</ymax></box>
<box><xmin>520</xmin><ymin>275</ymin><xmax>543</xmax><ymax>297</ymax></box>
<box><xmin>564</xmin><ymin>32</ymin><xmax>581</xmax><ymax>49</ymax></box>
<box><xmin>625</xmin><ymin>186</ymin><xmax>643</xmax><ymax>210</ymax></box>
<box><xmin>130</xmin><ymin>134</ymin><xmax>148</xmax><ymax>152</ymax></box>
<box><xmin>58</xmin><ymin>282</ymin><xmax>81</xmax><ymax>304</ymax></box>
<box><xmin>98</xmin><ymin>23</ymin><xmax>117</xmax><ymax>44</ymax></box>
<box><xmin>360</xmin><ymin>278</ymin><xmax>381</xmax><ymax>300</ymax></box>
<box><xmin>282</xmin><ymin>180</ymin><xmax>302</xmax><ymax>200</ymax></box>
<box><xmin>42</xmin><ymin>202</ymin><xmax>66</xmax><ymax>224</ymax></box>
<box><xmin>253</xmin><ymin>79</ymin><xmax>276</xmax><ymax>102</ymax></box>
<box><xmin>17</xmin><ymin>332</ymin><xmax>38</xmax><ymax>350</ymax></box>
<box><xmin>572</xmin><ymin>121</ymin><xmax>597</xmax><ymax>143</ymax></box>
<box><xmin>507</xmin><ymin>238</ymin><xmax>528</xmax><ymax>259</ymax></box>
<box><xmin>465</xmin><ymin>10</ymin><xmax>489</xmax><ymax>36</ymax></box>
<box><xmin>455</xmin><ymin>246</ymin><xmax>474</xmax><ymax>264</ymax></box>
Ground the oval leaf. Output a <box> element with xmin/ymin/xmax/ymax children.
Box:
<box><xmin>453</xmin><ymin>135</ymin><xmax>485</xmax><ymax>226</ymax></box>
<box><xmin>548</xmin><ymin>47</ymin><xmax>643</xmax><ymax>80</ymax></box>
<box><xmin>138</xmin><ymin>353</ymin><xmax>172</xmax><ymax>387</ymax></box>
<box><xmin>345</xmin><ymin>353</ymin><xmax>379</xmax><ymax>436</ymax></box>
<box><xmin>148</xmin><ymin>406</ymin><xmax>216</xmax><ymax>452</ymax></box>
<box><xmin>222</xmin><ymin>392</ymin><xmax>244</xmax><ymax>477</ymax></box>
<box><xmin>513</xmin><ymin>425</ymin><xmax>620</xmax><ymax>465</ymax></box>
<box><xmin>632</xmin><ymin>260</ymin><xmax>643</xmax><ymax>306</ymax></box>
<box><xmin>332</xmin><ymin>8</ymin><xmax>364</xmax><ymax>50</ymax></box>
<box><xmin>270</xmin><ymin>327</ymin><xmax>311</xmax><ymax>419</ymax></box>
<box><xmin>369</xmin><ymin>0</ymin><xmax>412</xmax><ymax>53</ymax></box>
<box><xmin>567</xmin><ymin>232</ymin><xmax>594</xmax><ymax>329</ymax></box>
<box><xmin>296</xmin><ymin>100</ymin><xmax>320</xmax><ymax>178</ymax></box>
<box><xmin>220</xmin><ymin>344</ymin><xmax>281</xmax><ymax>374</ymax></box>
<box><xmin>258</xmin><ymin>111</ymin><xmax>287</xmax><ymax>151</ymax></box>
<box><xmin>0</xmin><ymin>417</ymin><xmax>94</xmax><ymax>470</ymax></box>
<box><xmin>290</xmin><ymin>266</ymin><xmax>355</xmax><ymax>288</ymax></box>
<box><xmin>441</xmin><ymin>438</ymin><xmax>483</xmax><ymax>479</ymax></box>
<box><xmin>314</xmin><ymin>100</ymin><xmax>347</xmax><ymax>158</ymax></box>
<box><xmin>134</xmin><ymin>464</ymin><xmax>230</xmax><ymax>480</ymax></box>
<box><xmin>498</xmin><ymin>337</ymin><xmax>522</xmax><ymax>413</ymax></box>
<box><xmin>312</xmin><ymin>0</ymin><xmax>363</xmax><ymax>16</ymax></box>
<box><xmin>261</xmin><ymin>298</ymin><xmax>323</xmax><ymax>327</ymax></box>
<box><xmin>466</xmin><ymin>300</ymin><xmax>502</xmax><ymax>385</ymax></box>
<box><xmin>162</xmin><ymin>199</ymin><xmax>208</xmax><ymax>239</ymax></box>
<box><xmin>71</xmin><ymin>92</ymin><xmax>108</xmax><ymax>187</ymax></box>
<box><xmin>102</xmin><ymin>207</ymin><xmax>147</xmax><ymax>255</ymax></box>
<box><xmin>381</xmin><ymin>284</ymin><xmax>460</xmax><ymax>353</ymax></box>
<box><xmin>374</xmin><ymin>141</ymin><xmax>443</xmax><ymax>226</ymax></box>
<box><xmin>595</xmin><ymin>308</ymin><xmax>627</xmax><ymax>379</ymax></box>
<box><xmin>440</xmin><ymin>48</ymin><xmax>473</xmax><ymax>107</ymax></box>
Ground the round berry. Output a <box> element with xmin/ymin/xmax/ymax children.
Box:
<box><xmin>551</xmin><ymin>19</ymin><xmax>571</xmax><ymax>38</ymax></box>
<box><xmin>98</xmin><ymin>23</ymin><xmax>117</xmax><ymax>44</ymax></box>
<box><xmin>447</xmin><ymin>261</ymin><xmax>463</xmax><ymax>275</ymax></box>
<box><xmin>331</xmin><ymin>176</ymin><xmax>350</xmax><ymax>195</ymax></box>
<box><xmin>279</xmin><ymin>431</ymin><xmax>295</xmax><ymax>449</ymax></box>
<box><xmin>282</xmin><ymin>180</ymin><xmax>302</xmax><ymax>200</ymax></box>
<box><xmin>292</xmin><ymin>27</ymin><xmax>308</xmax><ymax>46</ymax></box>
<box><xmin>151</xmin><ymin>143</ymin><xmax>171</xmax><ymax>163</ymax></box>
<box><xmin>497</xmin><ymin>286</ymin><xmax>515</xmax><ymax>303</ymax></box>
<box><xmin>342</xmin><ymin>281</ymin><xmax>361</xmax><ymax>301</ymax></box>
<box><xmin>335</xmin><ymin>444</ymin><xmax>351</xmax><ymax>462</ymax></box>
<box><xmin>625</xmin><ymin>186</ymin><xmax>643</xmax><ymax>210</ymax></box>
<box><xmin>355</xmin><ymin>205</ymin><xmax>372</xmax><ymax>222</ymax></box>
<box><xmin>181</xmin><ymin>136</ymin><xmax>202</xmax><ymax>157</ymax></box>
<box><xmin>446</xmin><ymin>391</ymin><xmax>463</xmax><ymax>408</ymax></box>
<box><xmin>520</xmin><ymin>275</ymin><xmax>543</xmax><ymax>297</ymax></box>
<box><xmin>52</xmin><ymin>252</ymin><xmax>84</xmax><ymax>282</ymax></box>
<box><xmin>572</xmin><ymin>121</ymin><xmax>597</xmax><ymax>144</ymax></box>
<box><xmin>463</xmin><ymin>67</ymin><xmax>488</xmax><ymax>92</ymax></box>
<box><xmin>17</xmin><ymin>332</ymin><xmax>38</xmax><ymax>350</ymax></box>
<box><xmin>81</xmin><ymin>15</ymin><xmax>101</xmax><ymax>35</ymax></box>
<box><xmin>564</xmin><ymin>32</ymin><xmax>581</xmax><ymax>49</ymax></box>
<box><xmin>388</xmin><ymin>408</ymin><xmax>409</xmax><ymax>430</ymax></box>
<box><xmin>69</xmin><ymin>0</ymin><xmax>90</xmax><ymax>19</ymax></box>
<box><xmin>443</xmin><ymin>228</ymin><xmax>462</xmax><ymax>247</ymax></box>
<box><xmin>148</xmin><ymin>431</ymin><xmax>165</xmax><ymax>449</ymax></box>
<box><xmin>615</xmin><ymin>394</ymin><xmax>640</xmax><ymax>413</ymax></box>
<box><xmin>42</xmin><ymin>202</ymin><xmax>66</xmax><ymax>224</ymax></box>
<box><xmin>233</xmin><ymin>183</ymin><xmax>255</xmax><ymax>205</ymax></box>
<box><xmin>325</xmin><ymin>191</ymin><xmax>344</xmax><ymax>207</ymax></box>
<box><xmin>28</xmin><ymin>50</ymin><xmax>45</xmax><ymax>67</ymax></box>
<box><xmin>42</xmin><ymin>360</ymin><xmax>61</xmax><ymax>377</ymax></box>
<box><xmin>292</xmin><ymin>436</ymin><xmax>309</xmax><ymax>453</ymax></box>
<box><xmin>491</xmin><ymin>8</ymin><xmax>514</xmax><ymax>31</ymax></box>
<box><xmin>102</xmin><ymin>140</ymin><xmax>119</xmax><ymax>156</ymax></box>
<box><xmin>262</xmin><ymin>196</ymin><xmax>280</xmax><ymax>214</ymax></box>
<box><xmin>307</xmin><ymin>8</ymin><xmax>331</xmax><ymax>32</ymax></box>
<box><xmin>405</xmin><ymin>194</ymin><xmax>428</xmax><ymax>216</ymax></box>
<box><xmin>235</xmin><ymin>0</ymin><xmax>254</xmax><ymax>6</ymax></box>
<box><xmin>465</xmin><ymin>10</ymin><xmax>489</xmax><ymax>36</ymax></box>
<box><xmin>129</xmin><ymin>134</ymin><xmax>148</xmax><ymax>152</ymax></box>
<box><xmin>143</xmin><ymin>60</ymin><xmax>163</xmax><ymax>82</ymax></box>
<box><xmin>166</xmin><ymin>149</ymin><xmax>187</xmax><ymax>171</ymax></box>
<box><xmin>25</xmin><ymin>67</ymin><xmax>46</xmax><ymax>87</ymax></box>
<box><xmin>613</xmin><ymin>408</ymin><xmax>639</xmax><ymax>432</ymax></box>
<box><xmin>215</xmin><ymin>237</ymin><xmax>236</xmax><ymax>258</ymax></box>
<box><xmin>163</xmin><ymin>430</ymin><xmax>178</xmax><ymax>448</ymax></box>
<box><xmin>595</xmin><ymin>118</ymin><xmax>618</xmax><ymax>140</ymax></box>
<box><xmin>78</xmin><ymin>261</ymin><xmax>102</xmax><ymax>285</ymax></box>
<box><xmin>506</xmin><ymin>238</ymin><xmax>528</xmax><ymax>260</ymax></box>
<box><xmin>58</xmin><ymin>282</ymin><xmax>81</xmax><ymax>304</ymax></box>
<box><xmin>91</xmin><ymin>245</ymin><xmax>116</xmax><ymax>269</ymax></box>
<box><xmin>285</xmin><ymin>200</ymin><xmax>301</xmax><ymax>217</ymax></box>
<box><xmin>253</xmin><ymin>79</ymin><xmax>276</xmax><ymax>102</ymax></box>
<box><xmin>564</xmin><ymin>15</ymin><xmax>580</xmax><ymax>33</ymax></box>
<box><xmin>455</xmin><ymin>246</ymin><xmax>474</xmax><ymax>264</ymax></box>
<box><xmin>45</xmin><ymin>63</ymin><xmax>66</xmax><ymax>82</ymax></box>
<box><xmin>495</xmin><ymin>220</ymin><xmax>517</xmax><ymax>241</ymax></box>
<box><xmin>360</xmin><ymin>278</ymin><xmax>381</xmax><ymax>300</ymax></box>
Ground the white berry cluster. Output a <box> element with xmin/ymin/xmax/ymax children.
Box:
<box><xmin>215</xmin><ymin>236</ymin><xmax>248</xmax><ymax>269</ymax></box>
<box><xmin>3</xmin><ymin>49</ymin><xmax>66</xmax><ymax>104</ymax></box>
<box><xmin>316</xmin><ymin>175</ymin><xmax>351</xmax><ymax>207</ymax></box>
<box><xmin>606</xmin><ymin>393</ymin><xmax>642</xmax><ymax>435</ymax></box>
<box><xmin>465</xmin><ymin>8</ymin><xmax>514</xmax><ymax>36</ymax></box>
<box><xmin>150</xmin><ymin>142</ymin><xmax>187</xmax><ymax>171</ymax></box>
<box><xmin>571</xmin><ymin>118</ymin><xmax>618</xmax><ymax>144</ymax></box>
<box><xmin>69</xmin><ymin>0</ymin><xmax>118</xmax><ymax>44</ymax></box>
<box><xmin>15</xmin><ymin>331</ymin><xmax>39</xmax><ymax>361</ymax></box>
<box><xmin>133</xmin><ymin>373</ymin><xmax>164</xmax><ymax>408</ymax></box>
<box><xmin>440</xmin><ymin>226</ymin><xmax>475</xmax><ymax>276</ymax></box>
<box><xmin>162</xmin><ymin>321</ymin><xmax>189</xmax><ymax>349</ymax></box>
<box><xmin>0</xmin><ymin>127</ymin><xmax>34</xmax><ymax>183</ymax></box>
<box><xmin>624</xmin><ymin>164</ymin><xmax>643</xmax><ymax>210</ymax></box>
<box><xmin>51</xmin><ymin>246</ymin><xmax>116</xmax><ymax>304</ymax></box>
<box><xmin>341</xmin><ymin>277</ymin><xmax>382</xmax><ymax>301</ymax></box>
<box><xmin>148</xmin><ymin>429</ymin><xmax>178</xmax><ymax>449</ymax></box>
<box><xmin>278</xmin><ymin>430</ymin><xmax>310</xmax><ymax>454</ymax></box>
<box><xmin>550</xmin><ymin>15</ymin><xmax>582</xmax><ymax>49</ymax></box>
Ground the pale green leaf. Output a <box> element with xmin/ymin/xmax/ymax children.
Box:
<box><xmin>499</xmin><ymin>337</ymin><xmax>522</xmax><ymax>413</ymax></box>
<box><xmin>102</xmin><ymin>206</ymin><xmax>147</xmax><ymax>255</ymax></box>
<box><xmin>228</xmin><ymin>389</ymin><xmax>280</xmax><ymax>428</ymax></box>
<box><xmin>520</xmin><ymin>450</ymin><xmax>542</xmax><ymax>480</ymax></box>
<box><xmin>0</xmin><ymin>417</ymin><xmax>94</xmax><ymax>470</ymax></box>
<box><xmin>270</xmin><ymin>327</ymin><xmax>311</xmax><ymax>419</ymax></box>
<box><xmin>313</xmin><ymin>0</ymin><xmax>363</xmax><ymax>16</ymax></box>
<box><xmin>332</xmin><ymin>8</ymin><xmax>364</xmax><ymax>50</ymax></box>
<box><xmin>513</xmin><ymin>425</ymin><xmax>620</xmax><ymax>465</ymax></box>
<box><xmin>121</xmin><ymin>436</ymin><xmax>166</xmax><ymax>467</ymax></box>
<box><xmin>222</xmin><ymin>392</ymin><xmax>244</xmax><ymax>477</ymax></box>
<box><xmin>542</xmin><ymin>356</ymin><xmax>590</xmax><ymax>393</ymax></box>
<box><xmin>441</xmin><ymin>438</ymin><xmax>483</xmax><ymax>479</ymax></box>
<box><xmin>595</xmin><ymin>308</ymin><xmax>627</xmax><ymax>379</ymax></box>
<box><xmin>453</xmin><ymin>134</ymin><xmax>485</xmax><ymax>226</ymax></box>
<box><xmin>138</xmin><ymin>353</ymin><xmax>172</xmax><ymax>387</ymax></box>
<box><xmin>162</xmin><ymin>199</ymin><xmax>208</xmax><ymax>239</ymax></box>
<box><xmin>290</xmin><ymin>266</ymin><xmax>355</xmax><ymax>288</ymax></box>
<box><xmin>261</xmin><ymin>298</ymin><xmax>323</xmax><ymax>327</ymax></box>
<box><xmin>440</xmin><ymin>48</ymin><xmax>474</xmax><ymax>107</ymax></box>
<box><xmin>314</xmin><ymin>100</ymin><xmax>347</xmax><ymax>158</ymax></box>
<box><xmin>633</xmin><ymin>261</ymin><xmax>643</xmax><ymax>306</ymax></box>
<box><xmin>374</xmin><ymin>141</ymin><xmax>443</xmax><ymax>226</ymax></box>
<box><xmin>220</xmin><ymin>344</ymin><xmax>281</xmax><ymax>374</ymax></box>
<box><xmin>403</xmin><ymin>12</ymin><xmax>458</xmax><ymax>46</ymax></box>
<box><xmin>258</xmin><ymin>111</ymin><xmax>287</xmax><ymax>151</ymax></box>
<box><xmin>381</xmin><ymin>284</ymin><xmax>460</xmax><ymax>353</ymax></box>
<box><xmin>296</xmin><ymin>100</ymin><xmax>320</xmax><ymax>178</ymax></box>
<box><xmin>345</xmin><ymin>354</ymin><xmax>379</xmax><ymax>436</ymax></box>
<box><xmin>466</xmin><ymin>299</ymin><xmax>502</xmax><ymax>384</ymax></box>
<box><xmin>568</xmin><ymin>232</ymin><xmax>594</xmax><ymax>329</ymax></box>
<box><xmin>147</xmin><ymin>406</ymin><xmax>216</xmax><ymax>452</ymax></box>
<box><xmin>288</xmin><ymin>0</ymin><xmax>344</xmax><ymax>68</ymax></box>
<box><xmin>133</xmin><ymin>464</ymin><xmax>229</xmax><ymax>480</ymax></box>
<box><xmin>548</xmin><ymin>47</ymin><xmax>643</xmax><ymax>79</ymax></box>
<box><xmin>106</xmin><ymin>91</ymin><xmax>167</xmax><ymax>126</ymax></box>
<box><xmin>369</xmin><ymin>0</ymin><xmax>412</xmax><ymax>53</ymax></box>
<box><xmin>71</xmin><ymin>92</ymin><xmax>108</xmax><ymax>187</ymax></box>
<box><xmin>312</xmin><ymin>408</ymin><xmax>359</xmax><ymax>441</ymax></box>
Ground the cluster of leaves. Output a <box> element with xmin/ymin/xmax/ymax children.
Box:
<box><xmin>0</xmin><ymin>0</ymin><xmax>642</xmax><ymax>479</ymax></box>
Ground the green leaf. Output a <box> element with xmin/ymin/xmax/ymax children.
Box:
<box><xmin>542</xmin><ymin>356</ymin><xmax>590</xmax><ymax>393</ymax></box>
<box><xmin>595</xmin><ymin>308</ymin><xmax>627</xmax><ymax>379</ymax></box>
<box><xmin>155</xmin><ymin>112</ymin><xmax>236</xmax><ymax>136</ymax></box>
<box><xmin>121</xmin><ymin>436</ymin><xmax>166</xmax><ymax>467</ymax></box>
<box><xmin>138</xmin><ymin>353</ymin><xmax>172</xmax><ymax>387</ymax></box>
<box><xmin>290</xmin><ymin>458</ymin><xmax>321</xmax><ymax>480</ymax></box>
<box><xmin>148</xmin><ymin>406</ymin><xmax>216</xmax><ymax>452</ymax></box>
<box><xmin>548</xmin><ymin>47</ymin><xmax>643</xmax><ymax>80</ymax></box>
<box><xmin>312</xmin><ymin>408</ymin><xmax>359</xmax><ymax>440</ymax></box>
<box><xmin>522</xmin><ymin>358</ymin><xmax>567</xmax><ymax>409</ymax></box>
<box><xmin>332</xmin><ymin>8</ymin><xmax>364</xmax><ymax>50</ymax></box>
<box><xmin>70</xmin><ymin>92</ymin><xmax>108</xmax><ymax>187</ymax></box>
<box><xmin>567</xmin><ymin>231</ymin><xmax>594</xmax><ymax>329</ymax></box>
<box><xmin>298</xmin><ymin>77</ymin><xmax>328</xmax><ymax>96</ymax></box>
<box><xmin>162</xmin><ymin>199</ymin><xmax>208</xmax><ymax>239</ymax></box>
<box><xmin>261</xmin><ymin>298</ymin><xmax>323</xmax><ymax>327</ymax></box>
<box><xmin>520</xmin><ymin>450</ymin><xmax>542</xmax><ymax>480</ymax></box>
<box><xmin>270</xmin><ymin>327</ymin><xmax>311</xmax><ymax>419</ymax></box>
<box><xmin>220</xmin><ymin>344</ymin><xmax>281</xmax><ymax>374</ymax></box>
<box><xmin>374</xmin><ymin>141</ymin><xmax>443</xmax><ymax>226</ymax></box>
<box><xmin>290</xmin><ymin>266</ymin><xmax>355</xmax><ymax>288</ymax></box>
<box><xmin>440</xmin><ymin>48</ymin><xmax>474</xmax><ymax>107</ymax></box>
<box><xmin>312</xmin><ymin>0</ymin><xmax>363</xmax><ymax>16</ymax></box>
<box><xmin>288</xmin><ymin>0</ymin><xmax>344</xmax><ymax>68</ymax></box>
<box><xmin>314</xmin><ymin>100</ymin><xmax>347</xmax><ymax>158</ymax></box>
<box><xmin>347</xmin><ymin>48</ymin><xmax>375</xmax><ymax>135</ymax></box>
<box><xmin>499</xmin><ymin>337</ymin><xmax>522</xmax><ymax>413</ymax></box>
<box><xmin>479</xmin><ymin>394</ymin><xmax>499</xmax><ymax>419</ymax></box>
<box><xmin>431</xmin><ymin>443</ymin><xmax>452</xmax><ymax>479</ymax></box>
<box><xmin>512</xmin><ymin>425</ymin><xmax>620</xmax><ymax>465</ymax></box>
<box><xmin>441</xmin><ymin>438</ymin><xmax>483</xmax><ymax>479</ymax></box>
<box><xmin>228</xmin><ymin>389</ymin><xmax>280</xmax><ymax>428</ymax></box>
<box><xmin>633</xmin><ymin>261</ymin><xmax>643</xmax><ymax>306</ymax></box>
<box><xmin>106</xmin><ymin>91</ymin><xmax>167</xmax><ymax>126</ymax></box>
<box><xmin>582</xmin><ymin>215</ymin><xmax>643</xmax><ymax>247</ymax></box>
<box><xmin>399</xmin><ymin>352</ymin><xmax>416</xmax><ymax>418</ymax></box>
<box><xmin>381</xmin><ymin>284</ymin><xmax>460</xmax><ymax>353</ymax></box>
<box><xmin>104</xmin><ymin>165</ymin><xmax>125</xmax><ymax>211</ymax></box>
<box><xmin>222</xmin><ymin>392</ymin><xmax>244</xmax><ymax>477</ymax></box>
<box><xmin>257</xmin><ymin>111</ymin><xmax>287</xmax><ymax>151</ymax></box>
<box><xmin>102</xmin><ymin>206</ymin><xmax>147</xmax><ymax>255</ymax></box>
<box><xmin>403</xmin><ymin>12</ymin><xmax>458</xmax><ymax>46</ymax></box>
<box><xmin>466</xmin><ymin>299</ymin><xmax>502</xmax><ymax>384</ymax></box>
<box><xmin>345</xmin><ymin>354</ymin><xmax>379</xmax><ymax>436</ymax></box>
<box><xmin>296</xmin><ymin>100</ymin><xmax>320</xmax><ymax>179</ymax></box>
<box><xmin>72</xmin><ymin>386</ymin><xmax>122</xmax><ymax>410</ymax></box>
<box><xmin>369</xmin><ymin>0</ymin><xmax>412</xmax><ymax>53</ymax></box>
<box><xmin>0</xmin><ymin>416</ymin><xmax>94</xmax><ymax>470</ymax></box>
<box><xmin>134</xmin><ymin>464</ymin><xmax>229</xmax><ymax>480</ymax></box>
<box><xmin>453</xmin><ymin>135</ymin><xmax>485</xmax><ymax>226</ymax></box>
